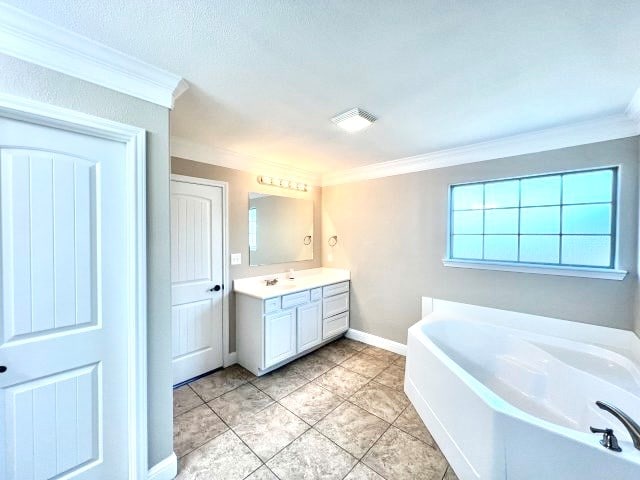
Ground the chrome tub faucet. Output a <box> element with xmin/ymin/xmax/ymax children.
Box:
<box><xmin>591</xmin><ymin>400</ymin><xmax>640</xmax><ymax>451</ymax></box>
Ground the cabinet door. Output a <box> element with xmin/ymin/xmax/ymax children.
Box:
<box><xmin>264</xmin><ymin>309</ymin><xmax>296</xmax><ymax>368</ymax></box>
<box><xmin>297</xmin><ymin>301</ymin><xmax>322</xmax><ymax>352</ymax></box>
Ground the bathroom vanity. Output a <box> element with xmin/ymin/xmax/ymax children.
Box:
<box><xmin>234</xmin><ymin>268</ymin><xmax>350</xmax><ymax>376</ymax></box>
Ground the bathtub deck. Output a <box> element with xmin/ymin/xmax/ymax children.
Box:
<box><xmin>172</xmin><ymin>336</ymin><xmax>459</xmax><ymax>479</ymax></box>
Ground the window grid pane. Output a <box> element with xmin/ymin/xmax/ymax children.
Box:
<box><xmin>449</xmin><ymin>168</ymin><xmax>616</xmax><ymax>268</ymax></box>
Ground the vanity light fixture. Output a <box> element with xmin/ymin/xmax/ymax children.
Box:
<box><xmin>331</xmin><ymin>108</ymin><xmax>377</xmax><ymax>133</ymax></box>
<box><xmin>257</xmin><ymin>175</ymin><xmax>308</xmax><ymax>192</ymax></box>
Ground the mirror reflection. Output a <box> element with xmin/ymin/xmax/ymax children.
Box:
<box><xmin>248</xmin><ymin>192</ymin><xmax>313</xmax><ymax>266</ymax></box>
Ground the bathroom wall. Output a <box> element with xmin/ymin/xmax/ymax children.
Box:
<box><xmin>636</xmin><ymin>136</ymin><xmax>640</xmax><ymax>339</ymax></box>
<box><xmin>171</xmin><ymin>158</ymin><xmax>322</xmax><ymax>351</ymax></box>
<box><xmin>323</xmin><ymin>137</ymin><xmax>640</xmax><ymax>344</ymax></box>
<box><xmin>0</xmin><ymin>55</ymin><xmax>174</xmax><ymax>468</ymax></box>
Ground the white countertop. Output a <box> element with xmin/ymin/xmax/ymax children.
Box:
<box><xmin>233</xmin><ymin>267</ymin><xmax>350</xmax><ymax>299</ymax></box>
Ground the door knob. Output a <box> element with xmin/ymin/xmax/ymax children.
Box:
<box><xmin>0</xmin><ymin>366</ymin><xmax>7</xmax><ymax>373</ymax></box>
<box><xmin>208</xmin><ymin>285</ymin><xmax>222</xmax><ymax>292</ymax></box>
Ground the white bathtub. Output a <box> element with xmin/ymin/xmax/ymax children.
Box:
<box><xmin>405</xmin><ymin>299</ymin><xmax>640</xmax><ymax>480</ymax></box>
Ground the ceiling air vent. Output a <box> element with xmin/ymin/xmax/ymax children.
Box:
<box><xmin>331</xmin><ymin>108</ymin><xmax>377</xmax><ymax>133</ymax></box>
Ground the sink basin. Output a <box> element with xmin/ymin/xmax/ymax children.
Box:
<box><xmin>275</xmin><ymin>284</ymin><xmax>298</xmax><ymax>290</ymax></box>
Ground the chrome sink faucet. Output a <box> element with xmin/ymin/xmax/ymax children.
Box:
<box><xmin>265</xmin><ymin>278</ymin><xmax>278</xmax><ymax>286</ymax></box>
<box><xmin>591</xmin><ymin>400</ymin><xmax>640</xmax><ymax>451</ymax></box>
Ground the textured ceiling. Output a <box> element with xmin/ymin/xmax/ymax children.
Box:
<box><xmin>6</xmin><ymin>0</ymin><xmax>640</xmax><ymax>173</ymax></box>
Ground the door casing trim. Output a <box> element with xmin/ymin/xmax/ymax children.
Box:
<box><xmin>0</xmin><ymin>92</ymin><xmax>148</xmax><ymax>479</ymax></box>
<box><xmin>170</xmin><ymin>174</ymin><xmax>232</xmax><ymax>367</ymax></box>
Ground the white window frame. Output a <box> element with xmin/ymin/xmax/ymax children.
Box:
<box><xmin>443</xmin><ymin>166</ymin><xmax>627</xmax><ymax>281</ymax></box>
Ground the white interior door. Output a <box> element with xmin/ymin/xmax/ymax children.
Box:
<box><xmin>171</xmin><ymin>180</ymin><xmax>223</xmax><ymax>385</ymax></box>
<box><xmin>0</xmin><ymin>116</ymin><xmax>135</xmax><ymax>479</ymax></box>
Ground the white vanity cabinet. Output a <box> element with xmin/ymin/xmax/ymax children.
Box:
<box><xmin>235</xmin><ymin>269</ymin><xmax>350</xmax><ymax>376</ymax></box>
<box><xmin>264</xmin><ymin>289</ymin><xmax>321</xmax><ymax>368</ymax></box>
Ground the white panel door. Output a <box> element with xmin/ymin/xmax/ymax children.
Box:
<box><xmin>297</xmin><ymin>301</ymin><xmax>322</xmax><ymax>352</ymax></box>
<box><xmin>264</xmin><ymin>309</ymin><xmax>296</xmax><ymax>368</ymax></box>
<box><xmin>171</xmin><ymin>180</ymin><xmax>223</xmax><ymax>385</ymax></box>
<box><xmin>0</xmin><ymin>116</ymin><xmax>132</xmax><ymax>479</ymax></box>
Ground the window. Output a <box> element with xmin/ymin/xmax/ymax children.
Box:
<box><xmin>448</xmin><ymin>167</ymin><xmax>618</xmax><ymax>270</ymax></box>
<box><xmin>248</xmin><ymin>207</ymin><xmax>257</xmax><ymax>251</ymax></box>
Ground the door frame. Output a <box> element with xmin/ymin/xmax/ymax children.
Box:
<box><xmin>170</xmin><ymin>174</ymin><xmax>233</xmax><ymax>366</ymax></box>
<box><xmin>0</xmin><ymin>93</ymin><xmax>148</xmax><ymax>479</ymax></box>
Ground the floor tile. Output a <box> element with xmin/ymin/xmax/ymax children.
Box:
<box><xmin>290</xmin><ymin>352</ymin><xmax>337</xmax><ymax>380</ymax></box>
<box><xmin>173</xmin><ymin>404</ymin><xmax>228</xmax><ymax>458</ymax></box>
<box><xmin>245</xmin><ymin>465</ymin><xmax>279</xmax><ymax>480</ymax></box>
<box><xmin>233</xmin><ymin>403</ymin><xmax>309</xmax><ymax>461</ymax></box>
<box><xmin>363</xmin><ymin>427</ymin><xmax>447</xmax><ymax>480</ymax></box>
<box><xmin>315</xmin><ymin>402</ymin><xmax>389</xmax><ymax>458</ymax></box>
<box><xmin>279</xmin><ymin>382</ymin><xmax>342</xmax><ymax>425</ymax></box>
<box><xmin>251</xmin><ymin>366</ymin><xmax>309</xmax><ymax>400</ymax></box>
<box><xmin>341</xmin><ymin>353</ymin><xmax>389</xmax><ymax>379</ymax></box>
<box><xmin>189</xmin><ymin>365</ymin><xmax>253</xmax><ymax>402</ymax></box>
<box><xmin>208</xmin><ymin>383</ymin><xmax>274</xmax><ymax>426</ymax></box>
<box><xmin>267</xmin><ymin>429</ymin><xmax>357</xmax><ymax>480</ymax></box>
<box><xmin>173</xmin><ymin>385</ymin><xmax>203</xmax><ymax>417</ymax></box>
<box><xmin>361</xmin><ymin>346</ymin><xmax>402</xmax><ymax>364</ymax></box>
<box><xmin>344</xmin><ymin>463</ymin><xmax>385</xmax><ymax>480</ymax></box>
<box><xmin>316</xmin><ymin>341</ymin><xmax>359</xmax><ymax>363</ymax></box>
<box><xmin>314</xmin><ymin>366</ymin><xmax>370</xmax><ymax>398</ymax></box>
<box><xmin>373</xmin><ymin>364</ymin><xmax>405</xmax><ymax>391</ymax></box>
<box><xmin>350</xmin><ymin>382</ymin><xmax>409</xmax><ymax>423</ymax></box>
<box><xmin>444</xmin><ymin>466</ymin><xmax>460</xmax><ymax>480</ymax></box>
<box><xmin>176</xmin><ymin>429</ymin><xmax>261</xmax><ymax>480</ymax></box>
<box><xmin>334</xmin><ymin>337</ymin><xmax>367</xmax><ymax>352</ymax></box>
<box><xmin>393</xmin><ymin>404</ymin><xmax>435</xmax><ymax>446</ymax></box>
<box><xmin>393</xmin><ymin>355</ymin><xmax>406</xmax><ymax>369</ymax></box>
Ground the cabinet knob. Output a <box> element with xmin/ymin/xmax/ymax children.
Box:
<box><xmin>208</xmin><ymin>285</ymin><xmax>222</xmax><ymax>292</ymax></box>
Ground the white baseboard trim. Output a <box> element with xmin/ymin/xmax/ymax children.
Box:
<box><xmin>224</xmin><ymin>352</ymin><xmax>238</xmax><ymax>367</ymax></box>
<box><xmin>346</xmin><ymin>328</ymin><xmax>407</xmax><ymax>356</ymax></box>
<box><xmin>148</xmin><ymin>452</ymin><xmax>177</xmax><ymax>480</ymax></box>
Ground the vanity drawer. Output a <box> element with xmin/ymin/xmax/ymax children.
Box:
<box><xmin>281</xmin><ymin>290</ymin><xmax>310</xmax><ymax>309</ymax></box>
<box><xmin>323</xmin><ymin>312</ymin><xmax>349</xmax><ymax>339</ymax></box>
<box><xmin>264</xmin><ymin>297</ymin><xmax>281</xmax><ymax>313</ymax></box>
<box><xmin>310</xmin><ymin>288</ymin><xmax>322</xmax><ymax>302</ymax></box>
<box><xmin>322</xmin><ymin>292</ymin><xmax>349</xmax><ymax>318</ymax></box>
<box><xmin>323</xmin><ymin>281</ymin><xmax>349</xmax><ymax>298</ymax></box>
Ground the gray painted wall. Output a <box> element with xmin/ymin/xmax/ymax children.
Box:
<box><xmin>171</xmin><ymin>158</ymin><xmax>322</xmax><ymax>351</ymax></box>
<box><xmin>636</xmin><ymin>137</ymin><xmax>640</xmax><ymax>339</ymax></box>
<box><xmin>323</xmin><ymin>138</ymin><xmax>639</xmax><ymax>343</ymax></box>
<box><xmin>0</xmin><ymin>55</ymin><xmax>173</xmax><ymax>467</ymax></box>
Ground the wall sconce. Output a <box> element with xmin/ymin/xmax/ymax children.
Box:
<box><xmin>258</xmin><ymin>175</ymin><xmax>308</xmax><ymax>192</ymax></box>
<box><xmin>327</xmin><ymin>235</ymin><xmax>338</xmax><ymax>247</ymax></box>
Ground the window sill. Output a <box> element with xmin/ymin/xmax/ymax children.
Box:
<box><xmin>442</xmin><ymin>259</ymin><xmax>627</xmax><ymax>280</ymax></box>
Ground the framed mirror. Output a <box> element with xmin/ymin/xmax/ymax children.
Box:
<box><xmin>248</xmin><ymin>192</ymin><xmax>313</xmax><ymax>266</ymax></box>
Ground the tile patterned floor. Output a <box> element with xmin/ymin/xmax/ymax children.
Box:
<box><xmin>173</xmin><ymin>337</ymin><xmax>459</xmax><ymax>480</ymax></box>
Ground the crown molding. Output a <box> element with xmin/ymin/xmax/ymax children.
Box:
<box><xmin>0</xmin><ymin>3</ymin><xmax>187</xmax><ymax>109</ymax></box>
<box><xmin>322</xmin><ymin>114</ymin><xmax>640</xmax><ymax>186</ymax></box>
<box><xmin>626</xmin><ymin>86</ymin><xmax>640</xmax><ymax>126</ymax></box>
<box><xmin>171</xmin><ymin>136</ymin><xmax>322</xmax><ymax>186</ymax></box>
